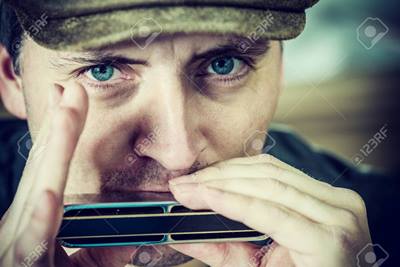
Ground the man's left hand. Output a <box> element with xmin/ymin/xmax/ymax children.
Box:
<box><xmin>168</xmin><ymin>154</ymin><xmax>372</xmax><ymax>267</ymax></box>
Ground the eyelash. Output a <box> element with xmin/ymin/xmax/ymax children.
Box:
<box><xmin>197</xmin><ymin>56</ymin><xmax>256</xmax><ymax>86</ymax></box>
<box><xmin>74</xmin><ymin>64</ymin><xmax>134</xmax><ymax>91</ymax></box>
<box><xmin>75</xmin><ymin>64</ymin><xmax>116</xmax><ymax>79</ymax></box>
<box><xmin>73</xmin><ymin>55</ymin><xmax>256</xmax><ymax>91</ymax></box>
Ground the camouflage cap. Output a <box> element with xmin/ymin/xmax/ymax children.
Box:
<box><xmin>6</xmin><ymin>0</ymin><xmax>319</xmax><ymax>51</ymax></box>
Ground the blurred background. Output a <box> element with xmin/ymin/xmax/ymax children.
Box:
<box><xmin>274</xmin><ymin>0</ymin><xmax>400</xmax><ymax>174</ymax></box>
<box><xmin>0</xmin><ymin>0</ymin><xmax>399</xmax><ymax>265</ymax></box>
<box><xmin>0</xmin><ymin>0</ymin><xmax>399</xmax><ymax>174</ymax></box>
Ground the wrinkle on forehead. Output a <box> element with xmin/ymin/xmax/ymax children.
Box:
<box><xmin>51</xmin><ymin>33</ymin><xmax>268</xmax><ymax>63</ymax></box>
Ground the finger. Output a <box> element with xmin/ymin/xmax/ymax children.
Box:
<box><xmin>202</xmin><ymin>178</ymin><xmax>353</xmax><ymax>227</ymax></box>
<box><xmin>220</xmin><ymin>158</ymin><xmax>365</xmax><ymax>214</ymax></box>
<box><xmin>169</xmin><ymin>183</ymin><xmax>209</xmax><ymax>210</ymax></box>
<box><xmin>170</xmin><ymin>161</ymin><xmax>349</xmax><ymax>210</ymax></box>
<box><xmin>11</xmin><ymin>191</ymin><xmax>60</xmax><ymax>267</ymax></box>
<box><xmin>169</xmin><ymin>242</ymin><xmax>259</xmax><ymax>267</ymax></box>
<box><xmin>170</xmin><ymin>183</ymin><xmax>329</xmax><ymax>254</ymax></box>
<box><xmin>0</xmin><ymin>85</ymin><xmax>63</xmax><ymax>248</ymax></box>
<box><xmin>32</xmin><ymin>82</ymin><xmax>87</xmax><ymax>196</ymax></box>
<box><xmin>4</xmin><ymin>85</ymin><xmax>63</xmax><ymax>210</ymax></box>
<box><xmin>25</xmin><ymin>83</ymin><xmax>63</xmax><ymax>161</ymax></box>
<box><xmin>222</xmin><ymin>154</ymin><xmax>305</xmax><ymax>176</ymax></box>
<box><xmin>18</xmin><ymin>83</ymin><xmax>88</xmax><ymax>236</ymax></box>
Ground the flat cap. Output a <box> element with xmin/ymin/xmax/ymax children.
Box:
<box><xmin>6</xmin><ymin>0</ymin><xmax>319</xmax><ymax>51</ymax></box>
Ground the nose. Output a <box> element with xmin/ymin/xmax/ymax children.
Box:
<box><xmin>134</xmin><ymin>66</ymin><xmax>204</xmax><ymax>171</ymax></box>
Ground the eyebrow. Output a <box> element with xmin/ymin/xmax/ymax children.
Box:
<box><xmin>192</xmin><ymin>38</ymin><xmax>270</xmax><ymax>62</ymax></box>
<box><xmin>50</xmin><ymin>51</ymin><xmax>148</xmax><ymax>70</ymax></box>
<box><xmin>50</xmin><ymin>38</ymin><xmax>270</xmax><ymax>70</ymax></box>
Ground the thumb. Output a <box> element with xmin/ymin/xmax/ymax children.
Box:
<box><xmin>169</xmin><ymin>242</ymin><xmax>261</xmax><ymax>267</ymax></box>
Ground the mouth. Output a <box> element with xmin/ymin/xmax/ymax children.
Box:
<box><xmin>100</xmin><ymin>163</ymin><xmax>196</xmax><ymax>194</ymax></box>
<box><xmin>115</xmin><ymin>171</ymin><xmax>190</xmax><ymax>193</ymax></box>
<box><xmin>64</xmin><ymin>173</ymin><xmax>189</xmax><ymax>205</ymax></box>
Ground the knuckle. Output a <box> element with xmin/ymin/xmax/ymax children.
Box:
<box><xmin>336</xmin><ymin>209</ymin><xmax>359</xmax><ymax>230</ymax></box>
<box><xmin>259</xmin><ymin>162</ymin><xmax>281</xmax><ymax>175</ymax></box>
<box><xmin>208</xmin><ymin>164</ymin><xmax>225</xmax><ymax>177</ymax></box>
<box><xmin>249</xmin><ymin>198</ymin><xmax>288</xmax><ymax>225</ymax></box>
<box><xmin>258</xmin><ymin>153</ymin><xmax>274</xmax><ymax>162</ymax></box>
<box><xmin>13</xmin><ymin>240</ymin><xmax>28</xmax><ymax>265</ymax></box>
<box><xmin>246</xmin><ymin>198</ymin><xmax>265</xmax><ymax>222</ymax></box>
<box><xmin>244</xmin><ymin>200</ymin><xmax>265</xmax><ymax>229</ymax></box>
<box><xmin>318</xmin><ymin>180</ymin><xmax>335</xmax><ymax>189</ymax></box>
<box><xmin>218</xmin><ymin>243</ymin><xmax>231</xmax><ymax>267</ymax></box>
<box><xmin>351</xmin><ymin>194</ymin><xmax>367</xmax><ymax>215</ymax></box>
<box><xmin>339</xmin><ymin>188</ymin><xmax>367</xmax><ymax>215</ymax></box>
<box><xmin>329</xmin><ymin>226</ymin><xmax>356</xmax><ymax>251</ymax></box>
<box><xmin>296</xmin><ymin>193</ymin><xmax>317</xmax><ymax>210</ymax></box>
<box><xmin>263</xmin><ymin>178</ymin><xmax>289</xmax><ymax>196</ymax></box>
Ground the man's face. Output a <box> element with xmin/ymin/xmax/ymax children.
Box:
<box><xmin>16</xmin><ymin>33</ymin><xmax>282</xmax><ymax>265</ymax></box>
<box><xmin>20</xmin><ymin>34</ymin><xmax>282</xmax><ymax>197</ymax></box>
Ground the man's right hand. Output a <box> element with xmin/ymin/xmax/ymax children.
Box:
<box><xmin>0</xmin><ymin>82</ymin><xmax>88</xmax><ymax>267</ymax></box>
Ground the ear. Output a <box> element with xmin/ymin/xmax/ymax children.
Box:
<box><xmin>0</xmin><ymin>45</ymin><xmax>27</xmax><ymax>119</ymax></box>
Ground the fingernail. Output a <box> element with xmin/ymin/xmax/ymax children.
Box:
<box><xmin>169</xmin><ymin>182</ymin><xmax>200</xmax><ymax>194</ymax></box>
<box><xmin>60</xmin><ymin>84</ymin><xmax>79</xmax><ymax>108</ymax></box>
<box><xmin>169</xmin><ymin>175</ymin><xmax>196</xmax><ymax>185</ymax></box>
<box><xmin>48</xmin><ymin>84</ymin><xmax>62</xmax><ymax>108</ymax></box>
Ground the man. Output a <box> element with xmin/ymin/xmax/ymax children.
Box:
<box><xmin>0</xmin><ymin>1</ymin><xmax>397</xmax><ymax>267</ymax></box>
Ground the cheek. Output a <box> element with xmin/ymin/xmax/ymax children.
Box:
<box><xmin>199</xmin><ymin>72</ymin><xmax>280</xmax><ymax>159</ymax></box>
<box><xmin>68</xmin><ymin>98</ymin><xmax>153</xmax><ymax>172</ymax></box>
<box><xmin>198</xmin><ymin>96</ymin><xmax>276</xmax><ymax>160</ymax></box>
<box><xmin>65</xmin><ymin>111</ymin><xmax>136</xmax><ymax>194</ymax></box>
<box><xmin>72</xmin><ymin>108</ymin><xmax>134</xmax><ymax>168</ymax></box>
<box><xmin>21</xmin><ymin>72</ymin><xmax>53</xmax><ymax>133</ymax></box>
<box><xmin>20</xmin><ymin>45</ymin><xmax>63</xmax><ymax>134</ymax></box>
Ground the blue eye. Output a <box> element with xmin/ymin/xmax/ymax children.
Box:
<box><xmin>208</xmin><ymin>56</ymin><xmax>242</xmax><ymax>75</ymax></box>
<box><xmin>89</xmin><ymin>65</ymin><xmax>115</xmax><ymax>81</ymax></box>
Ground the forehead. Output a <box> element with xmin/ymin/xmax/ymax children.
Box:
<box><xmin>64</xmin><ymin>34</ymin><xmax>233</xmax><ymax>58</ymax></box>
<box><xmin>26</xmin><ymin>33</ymin><xmax>269</xmax><ymax>61</ymax></box>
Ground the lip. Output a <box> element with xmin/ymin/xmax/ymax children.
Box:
<box><xmin>104</xmin><ymin>175</ymin><xmax>183</xmax><ymax>194</ymax></box>
<box><xmin>99</xmin><ymin>163</ymin><xmax>195</xmax><ymax>196</ymax></box>
<box><xmin>119</xmin><ymin>180</ymin><xmax>176</xmax><ymax>193</ymax></box>
<box><xmin>124</xmin><ymin>187</ymin><xmax>171</xmax><ymax>193</ymax></box>
<box><xmin>64</xmin><ymin>171</ymin><xmax>189</xmax><ymax>204</ymax></box>
<box><xmin>124</xmin><ymin>170</ymin><xmax>191</xmax><ymax>193</ymax></box>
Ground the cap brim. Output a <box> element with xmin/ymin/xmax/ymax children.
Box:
<box><xmin>16</xmin><ymin>6</ymin><xmax>305</xmax><ymax>51</ymax></box>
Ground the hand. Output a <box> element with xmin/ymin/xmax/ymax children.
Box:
<box><xmin>168</xmin><ymin>154</ymin><xmax>372</xmax><ymax>267</ymax></box>
<box><xmin>0</xmin><ymin>83</ymin><xmax>143</xmax><ymax>267</ymax></box>
<box><xmin>0</xmin><ymin>83</ymin><xmax>93</xmax><ymax>267</ymax></box>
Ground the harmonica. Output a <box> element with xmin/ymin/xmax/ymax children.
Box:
<box><xmin>57</xmin><ymin>192</ymin><xmax>269</xmax><ymax>247</ymax></box>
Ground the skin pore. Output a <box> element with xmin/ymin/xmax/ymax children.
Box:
<box><xmin>0</xmin><ymin>33</ymin><xmax>282</xmax><ymax>266</ymax></box>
